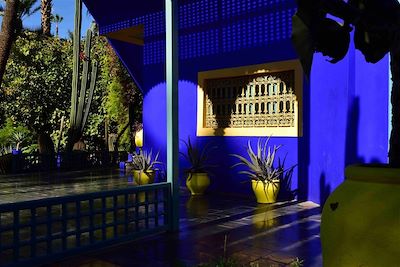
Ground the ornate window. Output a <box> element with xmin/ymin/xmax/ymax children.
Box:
<box><xmin>197</xmin><ymin>60</ymin><xmax>303</xmax><ymax>136</ymax></box>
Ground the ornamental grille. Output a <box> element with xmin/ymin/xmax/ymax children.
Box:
<box><xmin>204</xmin><ymin>70</ymin><xmax>296</xmax><ymax>129</ymax></box>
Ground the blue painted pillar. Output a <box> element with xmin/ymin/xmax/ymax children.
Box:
<box><xmin>166</xmin><ymin>0</ymin><xmax>180</xmax><ymax>232</ymax></box>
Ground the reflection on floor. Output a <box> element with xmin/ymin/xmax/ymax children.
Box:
<box><xmin>52</xmin><ymin>193</ymin><xmax>322</xmax><ymax>267</ymax></box>
<box><xmin>0</xmin><ymin>169</ymin><xmax>137</xmax><ymax>204</ymax></box>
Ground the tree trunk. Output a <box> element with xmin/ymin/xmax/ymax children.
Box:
<box><xmin>65</xmin><ymin>128</ymin><xmax>81</xmax><ymax>152</ymax></box>
<box><xmin>38</xmin><ymin>133</ymin><xmax>55</xmax><ymax>155</ymax></box>
<box><xmin>389</xmin><ymin>38</ymin><xmax>400</xmax><ymax>167</ymax></box>
<box><xmin>55</xmin><ymin>23</ymin><xmax>59</xmax><ymax>37</ymax></box>
<box><xmin>0</xmin><ymin>0</ymin><xmax>18</xmax><ymax>88</ymax></box>
<box><xmin>41</xmin><ymin>0</ymin><xmax>52</xmax><ymax>36</ymax></box>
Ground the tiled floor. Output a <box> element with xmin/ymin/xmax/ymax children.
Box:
<box><xmin>52</xmin><ymin>194</ymin><xmax>322</xmax><ymax>267</ymax></box>
<box><xmin>0</xmin><ymin>170</ymin><xmax>322</xmax><ymax>266</ymax></box>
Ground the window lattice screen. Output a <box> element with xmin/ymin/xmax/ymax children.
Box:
<box><xmin>203</xmin><ymin>71</ymin><xmax>296</xmax><ymax>129</ymax></box>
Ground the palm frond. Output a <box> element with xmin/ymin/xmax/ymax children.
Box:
<box><xmin>19</xmin><ymin>0</ymin><xmax>40</xmax><ymax>19</ymax></box>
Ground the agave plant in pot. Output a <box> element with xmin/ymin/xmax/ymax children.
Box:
<box><xmin>129</xmin><ymin>149</ymin><xmax>161</xmax><ymax>185</ymax></box>
<box><xmin>231</xmin><ymin>138</ymin><xmax>295</xmax><ymax>204</ymax></box>
<box><xmin>180</xmin><ymin>137</ymin><xmax>217</xmax><ymax>195</ymax></box>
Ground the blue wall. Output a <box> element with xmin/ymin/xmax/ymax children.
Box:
<box><xmin>306</xmin><ymin>42</ymin><xmax>389</xmax><ymax>204</ymax></box>
<box><xmin>139</xmin><ymin>0</ymin><xmax>300</xmax><ymax>197</ymax></box>
<box><xmin>85</xmin><ymin>0</ymin><xmax>389</xmax><ymax>204</ymax></box>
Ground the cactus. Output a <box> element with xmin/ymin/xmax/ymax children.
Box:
<box><xmin>67</xmin><ymin>0</ymin><xmax>98</xmax><ymax>150</ymax></box>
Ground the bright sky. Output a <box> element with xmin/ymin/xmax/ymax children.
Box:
<box><xmin>2</xmin><ymin>0</ymin><xmax>93</xmax><ymax>38</ymax></box>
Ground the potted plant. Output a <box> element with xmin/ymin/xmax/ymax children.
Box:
<box><xmin>231</xmin><ymin>138</ymin><xmax>295</xmax><ymax>204</ymax></box>
<box><xmin>292</xmin><ymin>2</ymin><xmax>400</xmax><ymax>266</ymax></box>
<box><xmin>129</xmin><ymin>149</ymin><xmax>161</xmax><ymax>185</ymax></box>
<box><xmin>180</xmin><ymin>137</ymin><xmax>216</xmax><ymax>195</ymax></box>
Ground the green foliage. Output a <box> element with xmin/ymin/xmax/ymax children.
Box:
<box><xmin>0</xmin><ymin>118</ymin><xmax>30</xmax><ymax>154</ymax></box>
<box><xmin>1</xmin><ymin>31</ymin><xmax>72</xmax><ymax>135</ymax></box>
<box><xmin>92</xmin><ymin>36</ymin><xmax>142</xmax><ymax>151</ymax></box>
<box><xmin>22</xmin><ymin>143</ymin><xmax>39</xmax><ymax>154</ymax></box>
<box><xmin>0</xmin><ymin>118</ymin><xmax>15</xmax><ymax>148</ymax></box>
<box><xmin>106</xmin><ymin>80</ymin><xmax>127</xmax><ymax>121</ymax></box>
<box><xmin>0</xmin><ymin>26</ymin><xmax>141</xmax><ymax>153</ymax></box>
<box><xmin>90</xmin><ymin>36</ymin><xmax>142</xmax><ymax>152</ymax></box>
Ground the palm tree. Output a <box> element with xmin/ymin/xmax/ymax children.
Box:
<box><xmin>1</xmin><ymin>0</ymin><xmax>40</xmax><ymax>33</ymax></box>
<box><xmin>292</xmin><ymin>0</ymin><xmax>400</xmax><ymax>166</ymax></box>
<box><xmin>40</xmin><ymin>0</ymin><xmax>50</xmax><ymax>35</ymax></box>
<box><xmin>50</xmin><ymin>13</ymin><xmax>62</xmax><ymax>37</ymax></box>
<box><xmin>0</xmin><ymin>0</ymin><xmax>18</xmax><ymax>88</ymax></box>
<box><xmin>0</xmin><ymin>0</ymin><xmax>39</xmax><ymax>87</ymax></box>
<box><xmin>0</xmin><ymin>0</ymin><xmax>40</xmax><ymax>34</ymax></box>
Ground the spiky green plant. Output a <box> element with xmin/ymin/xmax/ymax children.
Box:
<box><xmin>231</xmin><ymin>138</ymin><xmax>282</xmax><ymax>182</ymax></box>
<box><xmin>129</xmin><ymin>149</ymin><xmax>161</xmax><ymax>173</ymax></box>
<box><xmin>180</xmin><ymin>137</ymin><xmax>217</xmax><ymax>179</ymax></box>
<box><xmin>67</xmin><ymin>0</ymin><xmax>98</xmax><ymax>150</ymax></box>
<box><xmin>231</xmin><ymin>137</ymin><xmax>294</xmax><ymax>193</ymax></box>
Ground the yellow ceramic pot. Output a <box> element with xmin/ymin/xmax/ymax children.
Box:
<box><xmin>252</xmin><ymin>180</ymin><xmax>280</xmax><ymax>204</ymax></box>
<box><xmin>321</xmin><ymin>165</ymin><xmax>400</xmax><ymax>267</ymax></box>
<box><xmin>133</xmin><ymin>170</ymin><xmax>154</xmax><ymax>185</ymax></box>
<box><xmin>186</xmin><ymin>173</ymin><xmax>210</xmax><ymax>195</ymax></box>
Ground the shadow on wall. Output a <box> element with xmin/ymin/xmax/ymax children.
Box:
<box><xmin>345</xmin><ymin>97</ymin><xmax>364</xmax><ymax>166</ymax></box>
<box><xmin>319</xmin><ymin>173</ymin><xmax>331</xmax><ymax>206</ymax></box>
<box><xmin>318</xmin><ymin>97</ymin><xmax>365</xmax><ymax>205</ymax></box>
<box><xmin>298</xmin><ymin>78</ymin><xmax>310</xmax><ymax>201</ymax></box>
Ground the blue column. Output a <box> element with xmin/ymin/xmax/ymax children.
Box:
<box><xmin>166</xmin><ymin>0</ymin><xmax>179</xmax><ymax>232</ymax></box>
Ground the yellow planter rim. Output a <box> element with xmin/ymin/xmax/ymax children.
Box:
<box><xmin>133</xmin><ymin>170</ymin><xmax>154</xmax><ymax>174</ymax></box>
<box><xmin>251</xmin><ymin>179</ymin><xmax>280</xmax><ymax>184</ymax></box>
<box><xmin>345</xmin><ymin>164</ymin><xmax>400</xmax><ymax>184</ymax></box>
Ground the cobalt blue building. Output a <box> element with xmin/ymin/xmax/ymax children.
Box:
<box><xmin>84</xmin><ymin>0</ymin><xmax>390</xmax><ymax>205</ymax></box>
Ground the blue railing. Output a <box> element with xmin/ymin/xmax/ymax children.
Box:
<box><xmin>0</xmin><ymin>182</ymin><xmax>171</xmax><ymax>267</ymax></box>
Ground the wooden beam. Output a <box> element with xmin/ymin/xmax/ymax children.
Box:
<box><xmin>104</xmin><ymin>25</ymin><xmax>144</xmax><ymax>46</ymax></box>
